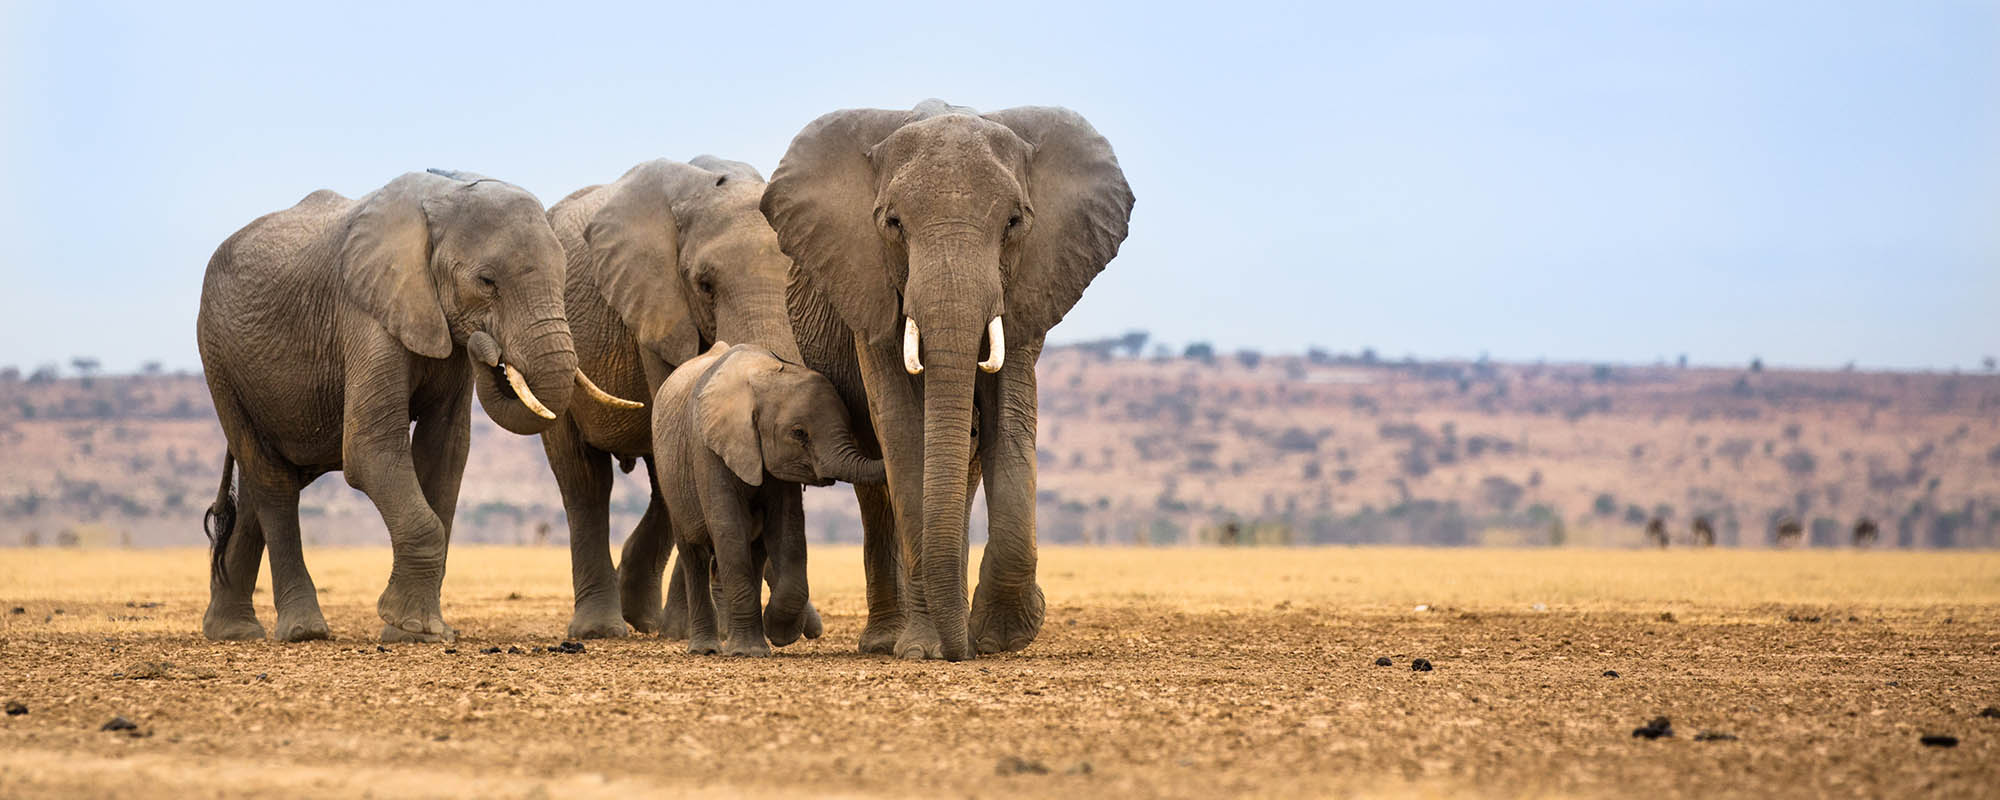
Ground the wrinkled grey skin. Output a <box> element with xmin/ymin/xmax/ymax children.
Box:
<box><xmin>539</xmin><ymin>157</ymin><xmax>824</xmax><ymax>640</ymax></box>
<box><xmin>651</xmin><ymin>343</ymin><xmax>885</xmax><ymax>656</ymax></box>
<box><xmin>763</xmin><ymin>101</ymin><xmax>1133</xmax><ymax>660</ymax></box>
<box><xmin>198</xmin><ymin>170</ymin><xmax>598</xmax><ymax>643</ymax></box>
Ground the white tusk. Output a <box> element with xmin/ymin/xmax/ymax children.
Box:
<box><xmin>576</xmin><ymin>371</ymin><xmax>644</xmax><ymax>409</ymax></box>
<box><xmin>903</xmin><ymin>317</ymin><xmax>924</xmax><ymax>375</ymax></box>
<box><xmin>978</xmin><ymin>316</ymin><xmax>1005</xmax><ymax>373</ymax></box>
<box><xmin>504</xmin><ymin>364</ymin><xmax>557</xmax><ymax>419</ymax></box>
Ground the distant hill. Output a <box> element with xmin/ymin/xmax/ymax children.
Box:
<box><xmin>2</xmin><ymin>351</ymin><xmax>1997</xmax><ymax>549</ymax></box>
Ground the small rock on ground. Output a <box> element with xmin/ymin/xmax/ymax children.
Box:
<box><xmin>1602</xmin><ymin>670</ymin><xmax>1620</xmax><ymax>678</ymax></box>
<box><xmin>1374</xmin><ymin>657</ymin><xmax>1393</xmax><ymax>667</ymax></box>
<box><xmin>1977</xmin><ymin>707</ymin><xmax>2000</xmax><ymax>719</ymax></box>
<box><xmin>1693</xmin><ymin>731</ymin><xmax>1737</xmax><ymax>741</ymax></box>
<box><xmin>1411</xmin><ymin>658</ymin><xmax>1433</xmax><ymax>672</ymax></box>
<box><xmin>5</xmin><ymin>701</ymin><xmax>26</xmax><ymax>716</ymax></box>
<box><xmin>996</xmin><ymin>756</ymin><xmax>1050</xmax><ymax>775</ymax></box>
<box><xmin>100</xmin><ymin>716</ymin><xmax>138</xmax><ymax>732</ymax></box>
<box><xmin>1632</xmin><ymin>716</ymin><xmax>1674</xmax><ymax>739</ymax></box>
<box><xmin>1920</xmin><ymin>734</ymin><xmax>1958</xmax><ymax>748</ymax></box>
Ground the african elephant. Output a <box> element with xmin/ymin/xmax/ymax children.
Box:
<box><xmin>762</xmin><ymin>101</ymin><xmax>1134</xmax><ymax>660</ymax></box>
<box><xmin>649</xmin><ymin>342</ymin><xmax>885</xmax><ymax>656</ymax></box>
<box><xmin>197</xmin><ymin>170</ymin><xmax>637</xmax><ymax>643</ymax></box>
<box><xmin>538</xmin><ymin>157</ymin><xmax>817</xmax><ymax>639</ymax></box>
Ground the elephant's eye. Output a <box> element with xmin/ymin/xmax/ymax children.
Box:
<box><xmin>884</xmin><ymin>215</ymin><xmax>900</xmax><ymax>230</ymax></box>
<box><xmin>789</xmin><ymin>428</ymin><xmax>808</xmax><ymax>444</ymax></box>
<box><xmin>1007</xmin><ymin>214</ymin><xmax>1021</xmax><ymax>229</ymax></box>
<box><xmin>696</xmin><ymin>278</ymin><xmax>714</xmax><ymax>295</ymax></box>
<box><xmin>477</xmin><ymin>275</ymin><xmax>498</xmax><ymax>292</ymax></box>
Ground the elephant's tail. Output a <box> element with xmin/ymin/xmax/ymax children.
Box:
<box><xmin>204</xmin><ymin>451</ymin><xmax>237</xmax><ymax>581</ymax></box>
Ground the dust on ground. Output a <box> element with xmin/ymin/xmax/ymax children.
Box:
<box><xmin>2</xmin><ymin>547</ymin><xmax>1997</xmax><ymax>798</ymax></box>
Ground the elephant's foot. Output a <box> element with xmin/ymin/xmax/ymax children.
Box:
<box><xmin>802</xmin><ymin>601</ymin><xmax>824</xmax><ymax>641</ymax></box>
<box><xmin>568</xmin><ymin>598</ymin><xmax>631</xmax><ymax>640</ymax></box>
<box><xmin>379</xmin><ymin>621</ymin><xmax>457</xmax><ymax>643</ymax></box>
<box><xmin>273</xmin><ymin>609</ymin><xmax>331</xmax><ymax>643</ymax></box>
<box><xmin>971</xmin><ymin>581</ymin><xmax>1046</xmax><ymax>655</ymax></box>
<box><xmin>659</xmin><ymin>606</ymin><xmax>691</xmax><ymax>640</ymax></box>
<box><xmin>687</xmin><ymin>634</ymin><xmax>721</xmax><ymax>655</ymax></box>
<box><xmin>724</xmin><ymin>637</ymin><xmax>772</xmax><ymax>658</ymax></box>
<box><xmin>893</xmin><ymin>614</ymin><xmax>943</xmax><ymax>660</ymax></box>
<box><xmin>201</xmin><ymin>604</ymin><xmax>265</xmax><ymax>642</ymax></box>
<box><xmin>858</xmin><ymin>612</ymin><xmax>903</xmax><ymax>655</ymax></box>
<box><xmin>618</xmin><ymin>564</ymin><xmax>665</xmax><ymax>634</ymax></box>
<box><xmin>377</xmin><ymin>586</ymin><xmax>453</xmax><ymax>643</ymax></box>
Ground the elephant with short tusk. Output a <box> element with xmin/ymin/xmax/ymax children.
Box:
<box><xmin>650</xmin><ymin>342</ymin><xmax>885</xmax><ymax>657</ymax></box>
<box><xmin>196</xmin><ymin>169</ymin><xmax>639</xmax><ymax>644</ymax></box>
<box><xmin>763</xmin><ymin>100</ymin><xmax>1134</xmax><ymax>660</ymax></box>
<box><xmin>536</xmin><ymin>157</ymin><xmax>831</xmax><ymax>641</ymax></box>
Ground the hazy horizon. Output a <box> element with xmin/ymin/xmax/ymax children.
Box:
<box><xmin>4</xmin><ymin>1</ymin><xmax>1994</xmax><ymax>374</ymax></box>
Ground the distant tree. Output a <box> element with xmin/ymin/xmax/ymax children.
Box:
<box><xmin>1623</xmin><ymin>504</ymin><xmax>1647</xmax><ymax>525</ymax></box>
<box><xmin>70</xmin><ymin>357</ymin><xmax>100</xmax><ymax>377</ymax></box>
<box><xmin>1592</xmin><ymin>364</ymin><xmax>1613</xmax><ymax>383</ymax></box>
<box><xmin>1235</xmin><ymin>350</ymin><xmax>1262</xmax><ymax>370</ymax></box>
<box><xmin>1780</xmin><ymin>448</ymin><xmax>1817</xmax><ymax>477</ymax></box>
<box><xmin>1985</xmin><ymin>356</ymin><xmax>1997</xmax><ymax>372</ymax></box>
<box><xmin>1479</xmin><ymin>475</ymin><xmax>1524</xmax><ymax>512</ymax></box>
<box><xmin>1104</xmin><ymin>330</ymin><xmax>1144</xmax><ymax>357</ymax></box>
<box><xmin>1644</xmin><ymin>517</ymin><xmax>1668</xmax><ymax>548</ymax></box>
<box><xmin>1691</xmin><ymin>516</ymin><xmax>1715</xmax><ymax>547</ymax></box>
<box><xmin>1749</xmin><ymin>357</ymin><xmax>1764</xmax><ymax>373</ymax></box>
<box><xmin>1359</xmin><ymin>347</ymin><xmax>1378</xmax><ymax>365</ymax></box>
<box><xmin>1852</xmin><ymin>516</ymin><xmax>1879</xmax><ymax>548</ymax></box>
<box><xmin>0</xmin><ymin>366</ymin><xmax>17</xmax><ymax>382</ymax></box>
<box><xmin>140</xmin><ymin>361</ymin><xmax>163</xmax><ymax>376</ymax></box>
<box><xmin>1774</xmin><ymin>516</ymin><xmax>1803</xmax><ymax>547</ymax></box>
<box><xmin>1677</xmin><ymin>354</ymin><xmax>1688</xmax><ymax>369</ymax></box>
<box><xmin>27</xmin><ymin>364</ymin><xmax>59</xmax><ymax>384</ymax></box>
<box><xmin>1305</xmin><ymin>347</ymin><xmax>1332</xmax><ymax>365</ymax></box>
<box><xmin>1183</xmin><ymin>342</ymin><xmax>1215</xmax><ymax>363</ymax></box>
<box><xmin>1593</xmin><ymin>493</ymin><xmax>1618</xmax><ymax>517</ymax></box>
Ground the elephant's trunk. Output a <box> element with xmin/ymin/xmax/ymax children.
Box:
<box><xmin>814</xmin><ymin>419</ymin><xmax>886</xmax><ymax>486</ymax></box>
<box><xmin>477</xmin><ymin>309</ymin><xmax>578</xmax><ymax>435</ymax></box>
<box><xmin>717</xmin><ymin>283</ymin><xmax>802</xmax><ymax>364</ymax></box>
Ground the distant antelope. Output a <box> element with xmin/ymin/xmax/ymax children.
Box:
<box><xmin>1644</xmin><ymin>517</ymin><xmax>1669</xmax><ymax>548</ymax></box>
<box><xmin>1852</xmin><ymin>517</ymin><xmax>1880</xmax><ymax>548</ymax></box>
<box><xmin>1691</xmin><ymin>517</ymin><xmax>1715</xmax><ymax>547</ymax></box>
<box><xmin>1775</xmin><ymin>517</ymin><xmax>1803</xmax><ymax>547</ymax></box>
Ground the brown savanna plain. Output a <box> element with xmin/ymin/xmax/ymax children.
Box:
<box><xmin>2</xmin><ymin>546</ymin><xmax>1997</xmax><ymax>798</ymax></box>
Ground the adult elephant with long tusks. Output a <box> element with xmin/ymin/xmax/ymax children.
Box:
<box><xmin>539</xmin><ymin>157</ymin><xmax>826</xmax><ymax>640</ymax></box>
<box><xmin>763</xmin><ymin>101</ymin><xmax>1134</xmax><ymax>660</ymax></box>
<box><xmin>197</xmin><ymin>169</ymin><xmax>639</xmax><ymax>643</ymax></box>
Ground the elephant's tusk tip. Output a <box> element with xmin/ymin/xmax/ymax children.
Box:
<box><xmin>575</xmin><ymin>371</ymin><xmax>644</xmax><ymax>409</ymax></box>
<box><xmin>503</xmin><ymin>363</ymin><xmax>559</xmax><ymax>419</ymax></box>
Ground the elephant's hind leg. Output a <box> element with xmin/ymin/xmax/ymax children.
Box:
<box><xmin>239</xmin><ymin>462</ymin><xmax>329</xmax><ymax>643</ymax></box>
<box><xmin>617</xmin><ymin>460</ymin><xmax>671</xmax><ymax>635</ymax></box>
<box><xmin>203</xmin><ymin>495</ymin><xmax>267</xmax><ymax>642</ymax></box>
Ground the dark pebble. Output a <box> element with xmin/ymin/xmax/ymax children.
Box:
<box><xmin>5</xmin><ymin>701</ymin><xmax>26</xmax><ymax>716</ymax></box>
<box><xmin>1977</xmin><ymin>707</ymin><xmax>2000</xmax><ymax>719</ymax></box>
<box><xmin>433</xmin><ymin>733</ymin><xmax>450</xmax><ymax>742</ymax></box>
<box><xmin>376</xmin><ymin>645</ymin><xmax>390</xmax><ymax>653</ymax></box>
<box><xmin>1602</xmin><ymin>670</ymin><xmax>1620</xmax><ymax>678</ymax></box>
<box><xmin>995</xmin><ymin>755</ymin><xmax>1050</xmax><ymax>775</ymax></box>
<box><xmin>557</xmin><ymin>641</ymin><xmax>586</xmax><ymax>654</ymax></box>
<box><xmin>1693</xmin><ymin>731</ymin><xmax>1737</xmax><ymax>742</ymax></box>
<box><xmin>443</xmin><ymin>649</ymin><xmax>458</xmax><ymax>655</ymax></box>
<box><xmin>8</xmin><ymin>607</ymin><xmax>23</xmax><ymax>615</ymax></box>
<box><xmin>480</xmin><ymin>647</ymin><xmax>502</xmax><ymax>655</ymax></box>
<box><xmin>1411</xmin><ymin>658</ymin><xmax>1433</xmax><ymax>672</ymax></box>
<box><xmin>1374</xmin><ymin>657</ymin><xmax>1393</xmax><ymax>667</ymax></box>
<box><xmin>1920</xmin><ymin>734</ymin><xmax>1958</xmax><ymax>748</ymax></box>
<box><xmin>506</xmin><ymin>646</ymin><xmax>524</xmax><ymax>655</ymax></box>
<box><xmin>1064</xmin><ymin>761</ymin><xmax>1094</xmax><ymax>776</ymax></box>
<box><xmin>255</xmin><ymin>673</ymin><xmax>268</xmax><ymax>681</ymax></box>
<box><xmin>101</xmin><ymin>716</ymin><xmax>138</xmax><ymax>732</ymax></box>
<box><xmin>532</xmin><ymin>646</ymin><xmax>545</xmax><ymax>654</ymax></box>
<box><xmin>1632</xmin><ymin>716</ymin><xmax>1674</xmax><ymax>740</ymax></box>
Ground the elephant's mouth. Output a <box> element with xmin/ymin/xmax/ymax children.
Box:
<box><xmin>489</xmin><ymin>364</ymin><xmax>519</xmax><ymax>401</ymax></box>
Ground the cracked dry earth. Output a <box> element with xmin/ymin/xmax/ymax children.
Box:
<box><xmin>2</xmin><ymin>547</ymin><xmax>1997</xmax><ymax>798</ymax></box>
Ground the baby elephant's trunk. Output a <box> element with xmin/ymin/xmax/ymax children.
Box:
<box><xmin>763</xmin><ymin>485</ymin><xmax>811</xmax><ymax>647</ymax></box>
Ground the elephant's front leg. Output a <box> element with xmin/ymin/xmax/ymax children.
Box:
<box><xmin>617</xmin><ymin>462</ymin><xmax>672</xmax><ymax>635</ymax></box>
<box><xmin>972</xmin><ymin>337</ymin><xmax>1046</xmax><ymax>654</ymax></box>
<box><xmin>541</xmin><ymin>415</ymin><xmax>628</xmax><ymax>639</ymax></box>
<box><xmin>344</xmin><ymin>362</ymin><xmax>454</xmax><ymax>643</ymax></box>
<box><xmin>709</xmin><ymin>508</ymin><xmax>771</xmax><ymax>658</ymax></box>
<box><xmin>855</xmin><ymin>340</ymin><xmax>938</xmax><ymax>659</ymax></box>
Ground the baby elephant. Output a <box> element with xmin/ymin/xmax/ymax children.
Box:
<box><xmin>650</xmin><ymin>343</ymin><xmax>884</xmax><ymax>656</ymax></box>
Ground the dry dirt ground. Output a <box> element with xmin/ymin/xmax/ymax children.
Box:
<box><xmin>2</xmin><ymin>546</ymin><xmax>1996</xmax><ymax>799</ymax></box>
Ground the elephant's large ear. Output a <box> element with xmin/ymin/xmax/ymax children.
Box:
<box><xmin>984</xmin><ymin>107</ymin><xmax>1135</xmax><ymax>335</ymax></box>
<box><xmin>761</xmin><ymin>108</ymin><xmax>916</xmax><ymax>347</ymax></box>
<box><xmin>338</xmin><ymin>172</ymin><xmax>454</xmax><ymax>359</ymax></box>
<box><xmin>584</xmin><ymin>160</ymin><xmax>714</xmax><ymax>365</ymax></box>
<box><xmin>694</xmin><ymin>346</ymin><xmax>773</xmax><ymax>486</ymax></box>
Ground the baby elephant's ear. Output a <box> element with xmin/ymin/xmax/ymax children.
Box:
<box><xmin>694</xmin><ymin>349</ymin><xmax>766</xmax><ymax>486</ymax></box>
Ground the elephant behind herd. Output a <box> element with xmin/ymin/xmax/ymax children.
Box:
<box><xmin>196</xmin><ymin>101</ymin><xmax>1135</xmax><ymax>661</ymax></box>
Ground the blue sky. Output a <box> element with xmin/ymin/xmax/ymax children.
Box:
<box><xmin>3</xmin><ymin>1</ymin><xmax>1994</xmax><ymax>373</ymax></box>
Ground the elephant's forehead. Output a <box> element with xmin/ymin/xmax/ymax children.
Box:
<box><xmin>880</xmin><ymin>114</ymin><xmax>1024</xmax><ymax>164</ymax></box>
